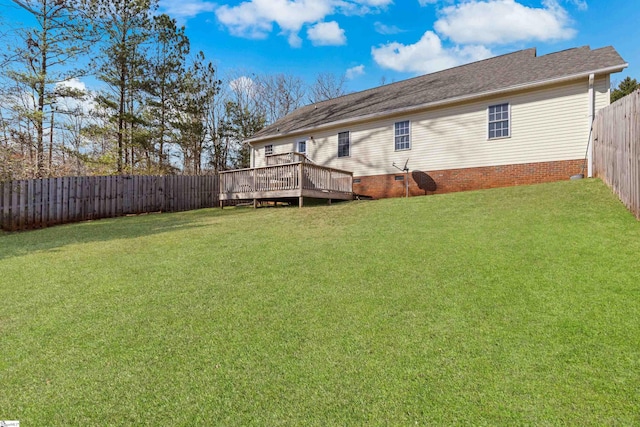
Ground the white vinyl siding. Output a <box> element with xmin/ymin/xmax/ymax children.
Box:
<box><xmin>254</xmin><ymin>76</ymin><xmax>611</xmax><ymax>174</ymax></box>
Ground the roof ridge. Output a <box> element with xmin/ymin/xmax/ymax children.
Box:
<box><xmin>308</xmin><ymin>47</ymin><xmax>538</xmax><ymax>108</ymax></box>
<box><xmin>537</xmin><ymin>45</ymin><xmax>588</xmax><ymax>58</ymax></box>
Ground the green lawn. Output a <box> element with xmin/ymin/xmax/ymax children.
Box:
<box><xmin>1</xmin><ymin>179</ymin><xmax>639</xmax><ymax>425</ymax></box>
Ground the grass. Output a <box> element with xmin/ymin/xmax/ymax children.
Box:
<box><xmin>1</xmin><ymin>178</ymin><xmax>639</xmax><ymax>425</ymax></box>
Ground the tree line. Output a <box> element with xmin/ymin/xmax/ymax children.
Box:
<box><xmin>0</xmin><ymin>0</ymin><xmax>348</xmax><ymax>181</ymax></box>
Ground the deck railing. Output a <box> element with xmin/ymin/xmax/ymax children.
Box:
<box><xmin>255</xmin><ymin>163</ymin><xmax>300</xmax><ymax>192</ymax></box>
<box><xmin>302</xmin><ymin>163</ymin><xmax>352</xmax><ymax>193</ymax></box>
<box><xmin>219</xmin><ymin>162</ymin><xmax>352</xmax><ymax>205</ymax></box>
<box><xmin>265</xmin><ymin>152</ymin><xmax>308</xmax><ymax>166</ymax></box>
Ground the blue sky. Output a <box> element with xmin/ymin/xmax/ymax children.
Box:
<box><xmin>168</xmin><ymin>0</ymin><xmax>639</xmax><ymax>92</ymax></box>
<box><xmin>1</xmin><ymin>0</ymin><xmax>638</xmax><ymax>93</ymax></box>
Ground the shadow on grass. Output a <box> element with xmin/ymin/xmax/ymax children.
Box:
<box><xmin>0</xmin><ymin>208</ymin><xmax>251</xmax><ymax>261</ymax></box>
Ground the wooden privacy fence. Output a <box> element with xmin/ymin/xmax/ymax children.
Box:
<box><xmin>0</xmin><ymin>175</ymin><xmax>219</xmax><ymax>231</ymax></box>
<box><xmin>593</xmin><ymin>89</ymin><xmax>640</xmax><ymax>219</ymax></box>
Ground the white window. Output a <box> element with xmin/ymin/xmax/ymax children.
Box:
<box><xmin>394</xmin><ymin>120</ymin><xmax>410</xmax><ymax>151</ymax></box>
<box><xmin>297</xmin><ymin>139</ymin><xmax>306</xmax><ymax>154</ymax></box>
<box><xmin>338</xmin><ymin>131</ymin><xmax>350</xmax><ymax>158</ymax></box>
<box><xmin>488</xmin><ymin>103</ymin><xmax>510</xmax><ymax>139</ymax></box>
<box><xmin>265</xmin><ymin>144</ymin><xmax>273</xmax><ymax>156</ymax></box>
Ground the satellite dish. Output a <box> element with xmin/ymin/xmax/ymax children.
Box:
<box><xmin>392</xmin><ymin>159</ymin><xmax>410</xmax><ymax>197</ymax></box>
<box><xmin>392</xmin><ymin>158</ymin><xmax>409</xmax><ymax>172</ymax></box>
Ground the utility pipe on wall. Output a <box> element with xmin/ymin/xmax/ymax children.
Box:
<box><xmin>587</xmin><ymin>73</ymin><xmax>595</xmax><ymax>178</ymax></box>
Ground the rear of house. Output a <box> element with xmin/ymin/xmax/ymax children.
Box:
<box><xmin>247</xmin><ymin>46</ymin><xmax>627</xmax><ymax>199</ymax></box>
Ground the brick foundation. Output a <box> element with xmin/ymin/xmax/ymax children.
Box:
<box><xmin>352</xmin><ymin>159</ymin><xmax>585</xmax><ymax>199</ymax></box>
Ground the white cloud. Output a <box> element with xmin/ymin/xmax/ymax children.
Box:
<box><xmin>216</xmin><ymin>0</ymin><xmax>332</xmax><ymax>44</ymax></box>
<box><xmin>371</xmin><ymin>31</ymin><xmax>493</xmax><ymax>74</ymax></box>
<box><xmin>358</xmin><ymin>0</ymin><xmax>393</xmax><ymax>5</ymax></box>
<box><xmin>371</xmin><ymin>0</ymin><xmax>581</xmax><ymax>76</ymax></box>
<box><xmin>307</xmin><ymin>21</ymin><xmax>347</xmax><ymax>46</ymax></box>
<box><xmin>374</xmin><ymin>21</ymin><xmax>404</xmax><ymax>35</ymax></box>
<box><xmin>346</xmin><ymin>64</ymin><xmax>365</xmax><ymax>79</ymax></box>
<box><xmin>215</xmin><ymin>0</ymin><xmax>390</xmax><ymax>47</ymax></box>
<box><xmin>55</xmin><ymin>79</ymin><xmax>95</xmax><ymax>113</ymax></box>
<box><xmin>229</xmin><ymin>76</ymin><xmax>256</xmax><ymax>95</ymax></box>
<box><xmin>338</xmin><ymin>0</ymin><xmax>394</xmax><ymax>15</ymax></box>
<box><xmin>57</xmin><ymin>78</ymin><xmax>86</xmax><ymax>92</ymax></box>
<box><xmin>288</xmin><ymin>33</ymin><xmax>303</xmax><ymax>48</ymax></box>
<box><xmin>434</xmin><ymin>0</ymin><xmax>576</xmax><ymax>45</ymax></box>
<box><xmin>160</xmin><ymin>0</ymin><xmax>216</xmax><ymax>20</ymax></box>
<box><xmin>216</xmin><ymin>2</ymin><xmax>275</xmax><ymax>39</ymax></box>
<box><xmin>566</xmin><ymin>0</ymin><xmax>588</xmax><ymax>10</ymax></box>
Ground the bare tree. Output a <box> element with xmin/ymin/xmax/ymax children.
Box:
<box><xmin>255</xmin><ymin>73</ymin><xmax>306</xmax><ymax>124</ymax></box>
<box><xmin>218</xmin><ymin>70</ymin><xmax>266</xmax><ymax>168</ymax></box>
<box><xmin>308</xmin><ymin>72</ymin><xmax>347</xmax><ymax>103</ymax></box>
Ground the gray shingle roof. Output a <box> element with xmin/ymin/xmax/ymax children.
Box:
<box><xmin>248</xmin><ymin>46</ymin><xmax>626</xmax><ymax>143</ymax></box>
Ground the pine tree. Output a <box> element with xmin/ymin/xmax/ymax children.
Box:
<box><xmin>611</xmin><ymin>77</ymin><xmax>639</xmax><ymax>103</ymax></box>
<box><xmin>90</xmin><ymin>0</ymin><xmax>157</xmax><ymax>173</ymax></box>
<box><xmin>3</xmin><ymin>0</ymin><xmax>94</xmax><ymax>177</ymax></box>
<box><xmin>144</xmin><ymin>14</ymin><xmax>190</xmax><ymax>171</ymax></box>
<box><xmin>172</xmin><ymin>52</ymin><xmax>220</xmax><ymax>175</ymax></box>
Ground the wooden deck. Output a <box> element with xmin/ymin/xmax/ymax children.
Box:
<box><xmin>219</xmin><ymin>161</ymin><xmax>353</xmax><ymax>207</ymax></box>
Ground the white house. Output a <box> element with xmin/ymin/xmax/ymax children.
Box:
<box><xmin>245</xmin><ymin>46</ymin><xmax>627</xmax><ymax>199</ymax></box>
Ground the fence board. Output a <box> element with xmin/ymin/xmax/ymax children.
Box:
<box><xmin>77</xmin><ymin>176</ymin><xmax>84</xmax><ymax>221</ymax></box>
<box><xmin>92</xmin><ymin>176</ymin><xmax>99</xmax><ymax>220</ymax></box>
<box><xmin>1</xmin><ymin>182</ymin><xmax>8</xmax><ymax>229</ymax></box>
<box><xmin>18</xmin><ymin>180</ymin><xmax>27</xmax><ymax>230</ymax></box>
<box><xmin>12</xmin><ymin>181</ymin><xmax>20</xmax><ymax>231</ymax></box>
<box><xmin>67</xmin><ymin>177</ymin><xmax>75</xmax><ymax>223</ymax></box>
<box><xmin>84</xmin><ymin>176</ymin><xmax>91</xmax><ymax>220</ymax></box>
<box><xmin>34</xmin><ymin>179</ymin><xmax>42</xmax><ymax>228</ymax></box>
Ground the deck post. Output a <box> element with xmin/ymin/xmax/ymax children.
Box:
<box><xmin>219</xmin><ymin>175</ymin><xmax>224</xmax><ymax>208</ymax></box>
<box><xmin>253</xmin><ymin>168</ymin><xmax>257</xmax><ymax>208</ymax></box>
<box><xmin>298</xmin><ymin>162</ymin><xmax>304</xmax><ymax>208</ymax></box>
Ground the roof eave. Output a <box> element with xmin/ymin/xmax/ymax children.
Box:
<box><xmin>247</xmin><ymin>63</ymin><xmax>628</xmax><ymax>145</ymax></box>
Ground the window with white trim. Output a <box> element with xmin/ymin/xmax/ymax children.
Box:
<box><xmin>488</xmin><ymin>103</ymin><xmax>510</xmax><ymax>139</ymax></box>
<box><xmin>297</xmin><ymin>139</ymin><xmax>306</xmax><ymax>154</ymax></box>
<box><xmin>394</xmin><ymin>120</ymin><xmax>410</xmax><ymax>151</ymax></box>
<box><xmin>338</xmin><ymin>131</ymin><xmax>350</xmax><ymax>158</ymax></box>
<box><xmin>265</xmin><ymin>144</ymin><xmax>273</xmax><ymax>155</ymax></box>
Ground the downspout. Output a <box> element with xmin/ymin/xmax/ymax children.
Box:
<box><xmin>587</xmin><ymin>73</ymin><xmax>595</xmax><ymax>178</ymax></box>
